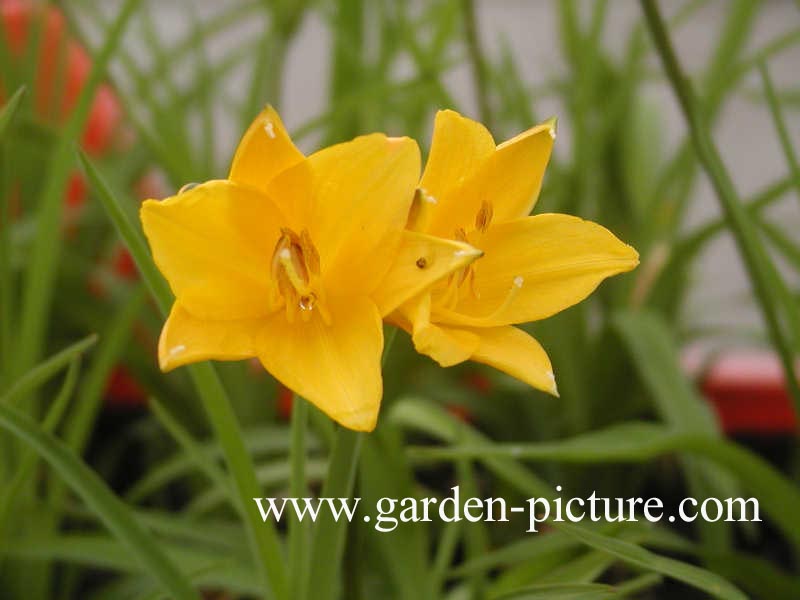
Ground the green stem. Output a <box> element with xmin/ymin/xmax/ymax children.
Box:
<box><xmin>288</xmin><ymin>395</ymin><xmax>310</xmax><ymax>599</ymax></box>
<box><xmin>306</xmin><ymin>427</ymin><xmax>363</xmax><ymax>600</ymax></box>
<box><xmin>303</xmin><ymin>326</ymin><xmax>399</xmax><ymax>600</ymax></box>
<box><xmin>14</xmin><ymin>0</ymin><xmax>140</xmax><ymax>380</ymax></box>
<box><xmin>461</xmin><ymin>0</ymin><xmax>494</xmax><ymax>130</ymax></box>
<box><xmin>758</xmin><ymin>61</ymin><xmax>800</xmax><ymax>210</ymax></box>
<box><xmin>640</xmin><ymin>0</ymin><xmax>800</xmax><ymax>414</ymax></box>
<box><xmin>80</xmin><ymin>153</ymin><xmax>287</xmax><ymax>599</ymax></box>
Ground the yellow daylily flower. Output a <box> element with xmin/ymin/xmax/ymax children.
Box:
<box><xmin>141</xmin><ymin>107</ymin><xmax>482</xmax><ymax>431</ymax></box>
<box><xmin>396</xmin><ymin>109</ymin><xmax>639</xmax><ymax>395</ymax></box>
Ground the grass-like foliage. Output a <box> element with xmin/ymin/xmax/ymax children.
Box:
<box><xmin>1</xmin><ymin>1</ymin><xmax>799</xmax><ymax>598</ymax></box>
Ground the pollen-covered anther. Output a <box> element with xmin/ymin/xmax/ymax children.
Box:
<box><xmin>271</xmin><ymin>227</ymin><xmax>328</xmax><ymax>323</ymax></box>
<box><xmin>474</xmin><ymin>200</ymin><xmax>493</xmax><ymax>233</ymax></box>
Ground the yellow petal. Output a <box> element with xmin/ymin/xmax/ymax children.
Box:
<box><xmin>264</xmin><ymin>158</ymin><xmax>314</xmax><ymax>231</ymax></box>
<box><xmin>373</xmin><ymin>230</ymin><xmax>483</xmax><ymax>317</ymax></box>
<box><xmin>427</xmin><ymin>119</ymin><xmax>556</xmax><ymax>236</ymax></box>
<box><xmin>434</xmin><ymin>214</ymin><xmax>639</xmax><ymax>327</ymax></box>
<box><xmin>308</xmin><ymin>134</ymin><xmax>421</xmax><ymax>294</ymax></box>
<box><xmin>419</xmin><ymin>109</ymin><xmax>495</xmax><ymax>200</ymax></box>
<box><xmin>228</xmin><ymin>106</ymin><xmax>305</xmax><ymax>191</ymax></box>
<box><xmin>257</xmin><ymin>296</ymin><xmax>383</xmax><ymax>432</ymax></box>
<box><xmin>140</xmin><ymin>180</ymin><xmax>286</xmax><ymax>319</ymax></box>
<box><xmin>468</xmin><ymin>325</ymin><xmax>557</xmax><ymax>395</ymax></box>
<box><xmin>413</xmin><ymin>323</ymin><xmax>480</xmax><ymax>367</ymax></box>
<box><xmin>158</xmin><ymin>303</ymin><xmax>262</xmax><ymax>371</ymax></box>
<box><xmin>398</xmin><ymin>293</ymin><xmax>480</xmax><ymax>367</ymax></box>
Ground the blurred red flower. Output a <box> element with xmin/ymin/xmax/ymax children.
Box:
<box><xmin>104</xmin><ymin>365</ymin><xmax>147</xmax><ymax>408</ymax></box>
<box><xmin>1</xmin><ymin>0</ymin><xmax>122</xmax><ymax>154</ymax></box>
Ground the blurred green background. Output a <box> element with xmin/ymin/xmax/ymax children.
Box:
<box><xmin>1</xmin><ymin>0</ymin><xmax>799</xmax><ymax>599</ymax></box>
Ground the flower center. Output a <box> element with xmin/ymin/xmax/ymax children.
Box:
<box><xmin>438</xmin><ymin>200</ymin><xmax>494</xmax><ymax>307</ymax></box>
<box><xmin>271</xmin><ymin>227</ymin><xmax>330</xmax><ymax>324</ymax></box>
<box><xmin>434</xmin><ymin>199</ymin><xmax>525</xmax><ymax>321</ymax></box>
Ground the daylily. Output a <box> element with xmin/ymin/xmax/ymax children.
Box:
<box><xmin>394</xmin><ymin>110</ymin><xmax>639</xmax><ymax>394</ymax></box>
<box><xmin>140</xmin><ymin>107</ymin><xmax>481</xmax><ymax>431</ymax></box>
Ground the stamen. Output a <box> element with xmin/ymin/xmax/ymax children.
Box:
<box><xmin>468</xmin><ymin>268</ymin><xmax>480</xmax><ymax>299</ymax></box>
<box><xmin>271</xmin><ymin>227</ymin><xmax>328</xmax><ymax>323</ymax></box>
<box><xmin>474</xmin><ymin>200</ymin><xmax>493</xmax><ymax>233</ymax></box>
<box><xmin>439</xmin><ymin>270</ymin><xmax>461</xmax><ymax>308</ymax></box>
<box><xmin>300</xmin><ymin>229</ymin><xmax>320</xmax><ymax>275</ymax></box>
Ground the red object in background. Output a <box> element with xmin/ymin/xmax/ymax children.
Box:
<box><xmin>64</xmin><ymin>171</ymin><xmax>87</xmax><ymax>209</ymax></box>
<box><xmin>1</xmin><ymin>0</ymin><xmax>122</xmax><ymax>154</ymax></box>
<box><xmin>446</xmin><ymin>403</ymin><xmax>473</xmax><ymax>424</ymax></box>
<box><xmin>697</xmin><ymin>351</ymin><xmax>798</xmax><ymax>435</ymax></box>
<box><xmin>463</xmin><ymin>371</ymin><xmax>492</xmax><ymax>395</ymax></box>
<box><xmin>104</xmin><ymin>365</ymin><xmax>147</xmax><ymax>408</ymax></box>
<box><xmin>111</xmin><ymin>244</ymin><xmax>138</xmax><ymax>280</ymax></box>
<box><xmin>277</xmin><ymin>385</ymin><xmax>294</xmax><ymax>420</ymax></box>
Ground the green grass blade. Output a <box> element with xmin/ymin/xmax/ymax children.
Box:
<box><xmin>288</xmin><ymin>396</ymin><xmax>310</xmax><ymax>600</ymax></box>
<box><xmin>0</xmin><ymin>86</ymin><xmax>26</xmax><ymax>139</ymax></box>
<box><xmin>305</xmin><ymin>429</ymin><xmax>363</xmax><ymax>600</ymax></box>
<box><xmin>15</xmin><ymin>0</ymin><xmax>140</xmax><ymax>377</ymax></box>
<box><xmin>125</xmin><ymin>426</ymin><xmax>300</xmax><ymax>503</ymax></box>
<box><xmin>392</xmin><ymin>400</ymin><xmax>747</xmax><ymax>598</ymax></box>
<box><xmin>0</xmin><ymin>403</ymin><xmax>199</xmax><ymax>600</ymax></box>
<box><xmin>60</xmin><ymin>286</ymin><xmax>148</xmax><ymax>457</ymax></box>
<box><xmin>461</xmin><ymin>0</ymin><xmax>494</xmax><ymax>130</ymax></box>
<box><xmin>0</xmin><ymin>357</ymin><xmax>81</xmax><ymax>536</ymax></box>
<box><xmin>149</xmin><ymin>396</ymin><xmax>233</xmax><ymax>502</ymax></box>
<box><xmin>2</xmin><ymin>534</ymin><xmax>260</xmax><ymax>596</ymax></box>
<box><xmin>560</xmin><ymin>524</ymin><xmax>747</xmax><ymax>600</ymax></box>
<box><xmin>80</xmin><ymin>151</ymin><xmax>287</xmax><ymax>598</ymax></box>
<box><xmin>1</xmin><ymin>335</ymin><xmax>97</xmax><ymax>404</ymax></box>
<box><xmin>494</xmin><ymin>582</ymin><xmax>616</xmax><ymax>600</ymax></box>
<box><xmin>641</xmin><ymin>0</ymin><xmax>800</xmax><ymax>413</ymax></box>
<box><xmin>410</xmin><ymin>420</ymin><xmax>800</xmax><ymax>550</ymax></box>
<box><xmin>613</xmin><ymin>311</ymin><xmax>717</xmax><ymax>432</ymax></box>
<box><xmin>759</xmin><ymin>61</ymin><xmax>800</xmax><ymax>208</ymax></box>
<box><xmin>78</xmin><ymin>152</ymin><xmax>173</xmax><ymax>313</ymax></box>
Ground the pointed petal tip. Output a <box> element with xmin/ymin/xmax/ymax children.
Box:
<box><xmin>543</xmin><ymin>116</ymin><xmax>558</xmax><ymax>138</ymax></box>
<box><xmin>454</xmin><ymin>245</ymin><xmax>484</xmax><ymax>261</ymax></box>
<box><xmin>547</xmin><ymin>371</ymin><xmax>560</xmax><ymax>397</ymax></box>
<box><xmin>624</xmin><ymin>244</ymin><xmax>641</xmax><ymax>269</ymax></box>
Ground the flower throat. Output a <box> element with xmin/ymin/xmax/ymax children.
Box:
<box><xmin>271</xmin><ymin>227</ymin><xmax>330</xmax><ymax>323</ymax></box>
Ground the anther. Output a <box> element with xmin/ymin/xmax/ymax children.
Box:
<box><xmin>474</xmin><ymin>200</ymin><xmax>493</xmax><ymax>233</ymax></box>
<box><xmin>271</xmin><ymin>227</ymin><xmax>327</xmax><ymax>322</ymax></box>
<box><xmin>300</xmin><ymin>229</ymin><xmax>320</xmax><ymax>276</ymax></box>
